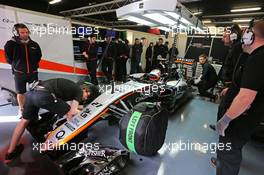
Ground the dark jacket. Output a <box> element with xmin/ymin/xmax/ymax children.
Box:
<box><xmin>85</xmin><ymin>41</ymin><xmax>98</xmax><ymax>61</ymax></box>
<box><xmin>116</xmin><ymin>41</ymin><xmax>129</xmax><ymax>59</ymax></box>
<box><xmin>103</xmin><ymin>41</ymin><xmax>117</xmax><ymax>59</ymax></box>
<box><xmin>132</xmin><ymin>43</ymin><xmax>143</xmax><ymax>61</ymax></box>
<box><xmin>169</xmin><ymin>47</ymin><xmax>179</xmax><ymax>59</ymax></box>
<box><xmin>153</xmin><ymin>44</ymin><xmax>168</xmax><ymax>60</ymax></box>
<box><xmin>201</xmin><ymin>62</ymin><xmax>218</xmax><ymax>83</ymax></box>
<box><xmin>146</xmin><ymin>46</ymin><xmax>153</xmax><ymax>60</ymax></box>
<box><xmin>4</xmin><ymin>37</ymin><xmax>42</xmax><ymax>74</ymax></box>
<box><xmin>221</xmin><ymin>40</ymin><xmax>243</xmax><ymax>83</ymax></box>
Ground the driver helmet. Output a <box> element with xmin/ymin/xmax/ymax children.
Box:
<box><xmin>149</xmin><ymin>69</ymin><xmax>161</xmax><ymax>81</ymax></box>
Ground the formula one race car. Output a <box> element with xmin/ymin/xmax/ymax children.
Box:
<box><xmin>26</xmin><ymin>68</ymin><xmax>192</xmax><ymax>174</ymax></box>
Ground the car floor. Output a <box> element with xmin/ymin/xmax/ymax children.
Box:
<box><xmin>0</xmin><ymin>97</ymin><xmax>264</xmax><ymax>175</ymax></box>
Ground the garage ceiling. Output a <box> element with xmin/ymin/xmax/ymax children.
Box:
<box><xmin>1</xmin><ymin>0</ymin><xmax>264</xmax><ymax>29</ymax></box>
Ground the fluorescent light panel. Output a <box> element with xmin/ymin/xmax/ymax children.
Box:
<box><xmin>202</xmin><ymin>20</ymin><xmax>212</xmax><ymax>24</ymax></box>
<box><xmin>193</xmin><ymin>12</ymin><xmax>202</xmax><ymax>15</ymax></box>
<box><xmin>231</xmin><ymin>7</ymin><xmax>261</xmax><ymax>13</ymax></box>
<box><xmin>125</xmin><ymin>16</ymin><xmax>154</xmax><ymax>26</ymax></box>
<box><xmin>144</xmin><ymin>13</ymin><xmax>176</xmax><ymax>25</ymax></box>
<box><xmin>165</xmin><ymin>11</ymin><xmax>191</xmax><ymax>25</ymax></box>
<box><xmin>49</xmin><ymin>0</ymin><xmax>62</xmax><ymax>4</ymax></box>
<box><xmin>232</xmin><ymin>19</ymin><xmax>251</xmax><ymax>23</ymax></box>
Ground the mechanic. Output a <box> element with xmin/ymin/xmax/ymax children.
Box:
<box><xmin>219</xmin><ymin>24</ymin><xmax>243</xmax><ymax>87</ymax></box>
<box><xmin>168</xmin><ymin>43</ymin><xmax>179</xmax><ymax>60</ymax></box>
<box><xmin>115</xmin><ymin>39</ymin><xmax>129</xmax><ymax>82</ymax></box>
<box><xmin>130</xmin><ymin>38</ymin><xmax>143</xmax><ymax>74</ymax></box>
<box><xmin>210</xmin><ymin>24</ymin><xmax>243</xmax><ymax>131</ymax></box>
<box><xmin>194</xmin><ymin>54</ymin><xmax>218</xmax><ymax>100</ymax></box>
<box><xmin>83</xmin><ymin>35</ymin><xmax>98</xmax><ymax>85</ymax></box>
<box><xmin>4</xmin><ymin>23</ymin><xmax>42</xmax><ymax>116</ymax></box>
<box><xmin>153</xmin><ymin>38</ymin><xmax>168</xmax><ymax>67</ymax></box>
<box><xmin>214</xmin><ymin>19</ymin><xmax>264</xmax><ymax>175</ymax></box>
<box><xmin>145</xmin><ymin>42</ymin><xmax>154</xmax><ymax>73</ymax></box>
<box><xmin>4</xmin><ymin>78</ymin><xmax>91</xmax><ymax>164</ymax></box>
<box><xmin>102</xmin><ymin>36</ymin><xmax>117</xmax><ymax>83</ymax></box>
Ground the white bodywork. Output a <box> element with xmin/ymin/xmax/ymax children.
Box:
<box><xmin>45</xmin><ymin>80</ymin><xmax>151</xmax><ymax>147</ymax></box>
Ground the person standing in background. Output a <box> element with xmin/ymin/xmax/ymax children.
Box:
<box><xmin>131</xmin><ymin>38</ymin><xmax>143</xmax><ymax>74</ymax></box>
<box><xmin>102</xmin><ymin>36</ymin><xmax>117</xmax><ymax>83</ymax></box>
<box><xmin>115</xmin><ymin>39</ymin><xmax>129</xmax><ymax>82</ymax></box>
<box><xmin>4</xmin><ymin>23</ymin><xmax>42</xmax><ymax>116</ymax></box>
<box><xmin>168</xmin><ymin>43</ymin><xmax>179</xmax><ymax>60</ymax></box>
<box><xmin>145</xmin><ymin>42</ymin><xmax>154</xmax><ymax>72</ymax></box>
<box><xmin>83</xmin><ymin>35</ymin><xmax>98</xmax><ymax>85</ymax></box>
<box><xmin>153</xmin><ymin>38</ymin><xmax>168</xmax><ymax>67</ymax></box>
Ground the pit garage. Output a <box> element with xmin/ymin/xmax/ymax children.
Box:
<box><xmin>0</xmin><ymin>0</ymin><xmax>264</xmax><ymax>175</ymax></box>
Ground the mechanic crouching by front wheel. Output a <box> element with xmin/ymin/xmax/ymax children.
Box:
<box><xmin>4</xmin><ymin>78</ymin><xmax>90</xmax><ymax>164</ymax></box>
<box><xmin>194</xmin><ymin>54</ymin><xmax>218</xmax><ymax>101</ymax></box>
<box><xmin>213</xmin><ymin>19</ymin><xmax>264</xmax><ymax>175</ymax></box>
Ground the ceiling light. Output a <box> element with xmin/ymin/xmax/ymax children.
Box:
<box><xmin>232</xmin><ymin>19</ymin><xmax>251</xmax><ymax>23</ymax></box>
<box><xmin>231</xmin><ymin>7</ymin><xmax>261</xmax><ymax>13</ymax></box>
<box><xmin>202</xmin><ymin>20</ymin><xmax>212</xmax><ymax>24</ymax></box>
<box><xmin>165</xmin><ymin>12</ymin><xmax>191</xmax><ymax>25</ymax></box>
<box><xmin>49</xmin><ymin>0</ymin><xmax>62</xmax><ymax>4</ymax></box>
<box><xmin>239</xmin><ymin>25</ymin><xmax>249</xmax><ymax>28</ymax></box>
<box><xmin>125</xmin><ymin>16</ymin><xmax>154</xmax><ymax>26</ymax></box>
<box><xmin>144</xmin><ymin>13</ymin><xmax>176</xmax><ymax>25</ymax></box>
<box><xmin>193</xmin><ymin>12</ymin><xmax>202</xmax><ymax>15</ymax></box>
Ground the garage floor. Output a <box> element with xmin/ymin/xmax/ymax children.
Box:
<box><xmin>0</xmin><ymin>97</ymin><xmax>264</xmax><ymax>175</ymax></box>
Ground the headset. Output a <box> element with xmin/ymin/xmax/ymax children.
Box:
<box><xmin>229</xmin><ymin>24</ymin><xmax>242</xmax><ymax>42</ymax></box>
<box><xmin>12</xmin><ymin>23</ymin><xmax>30</xmax><ymax>37</ymax></box>
<box><xmin>241</xmin><ymin>19</ymin><xmax>255</xmax><ymax>45</ymax></box>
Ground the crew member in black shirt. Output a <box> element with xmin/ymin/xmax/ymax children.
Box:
<box><xmin>115</xmin><ymin>39</ymin><xmax>129</xmax><ymax>82</ymax></box>
<box><xmin>131</xmin><ymin>38</ymin><xmax>143</xmax><ymax>74</ymax></box>
<box><xmin>214</xmin><ymin>19</ymin><xmax>264</xmax><ymax>175</ymax></box>
<box><xmin>4</xmin><ymin>23</ymin><xmax>42</xmax><ymax>115</ymax></box>
<box><xmin>153</xmin><ymin>38</ymin><xmax>168</xmax><ymax>67</ymax></box>
<box><xmin>145</xmin><ymin>42</ymin><xmax>153</xmax><ymax>72</ymax></box>
<box><xmin>220</xmin><ymin>24</ymin><xmax>243</xmax><ymax>87</ymax></box>
<box><xmin>195</xmin><ymin>54</ymin><xmax>218</xmax><ymax>100</ymax></box>
<box><xmin>102</xmin><ymin>37</ymin><xmax>117</xmax><ymax>83</ymax></box>
<box><xmin>83</xmin><ymin>35</ymin><xmax>98</xmax><ymax>85</ymax></box>
<box><xmin>5</xmin><ymin>78</ymin><xmax>91</xmax><ymax>163</ymax></box>
<box><xmin>210</xmin><ymin>24</ymin><xmax>243</xmax><ymax>130</ymax></box>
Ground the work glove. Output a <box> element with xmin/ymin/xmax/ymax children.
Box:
<box><xmin>216</xmin><ymin>114</ymin><xmax>232</xmax><ymax>136</ymax></box>
<box><xmin>194</xmin><ymin>78</ymin><xmax>201</xmax><ymax>85</ymax></box>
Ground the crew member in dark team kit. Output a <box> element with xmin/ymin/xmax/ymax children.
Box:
<box><xmin>145</xmin><ymin>42</ymin><xmax>153</xmax><ymax>73</ymax></box>
<box><xmin>131</xmin><ymin>38</ymin><xmax>143</xmax><ymax>74</ymax></box>
<box><xmin>4</xmin><ymin>78</ymin><xmax>91</xmax><ymax>164</ymax></box>
<box><xmin>214</xmin><ymin>19</ymin><xmax>264</xmax><ymax>175</ymax></box>
<box><xmin>102</xmin><ymin>36</ymin><xmax>117</xmax><ymax>83</ymax></box>
<box><xmin>83</xmin><ymin>35</ymin><xmax>98</xmax><ymax>85</ymax></box>
<box><xmin>195</xmin><ymin>54</ymin><xmax>218</xmax><ymax>100</ymax></box>
<box><xmin>4</xmin><ymin>23</ymin><xmax>42</xmax><ymax>115</ymax></box>
<box><xmin>210</xmin><ymin>24</ymin><xmax>243</xmax><ymax>131</ymax></box>
<box><xmin>153</xmin><ymin>38</ymin><xmax>168</xmax><ymax>67</ymax></box>
<box><xmin>115</xmin><ymin>39</ymin><xmax>129</xmax><ymax>82</ymax></box>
